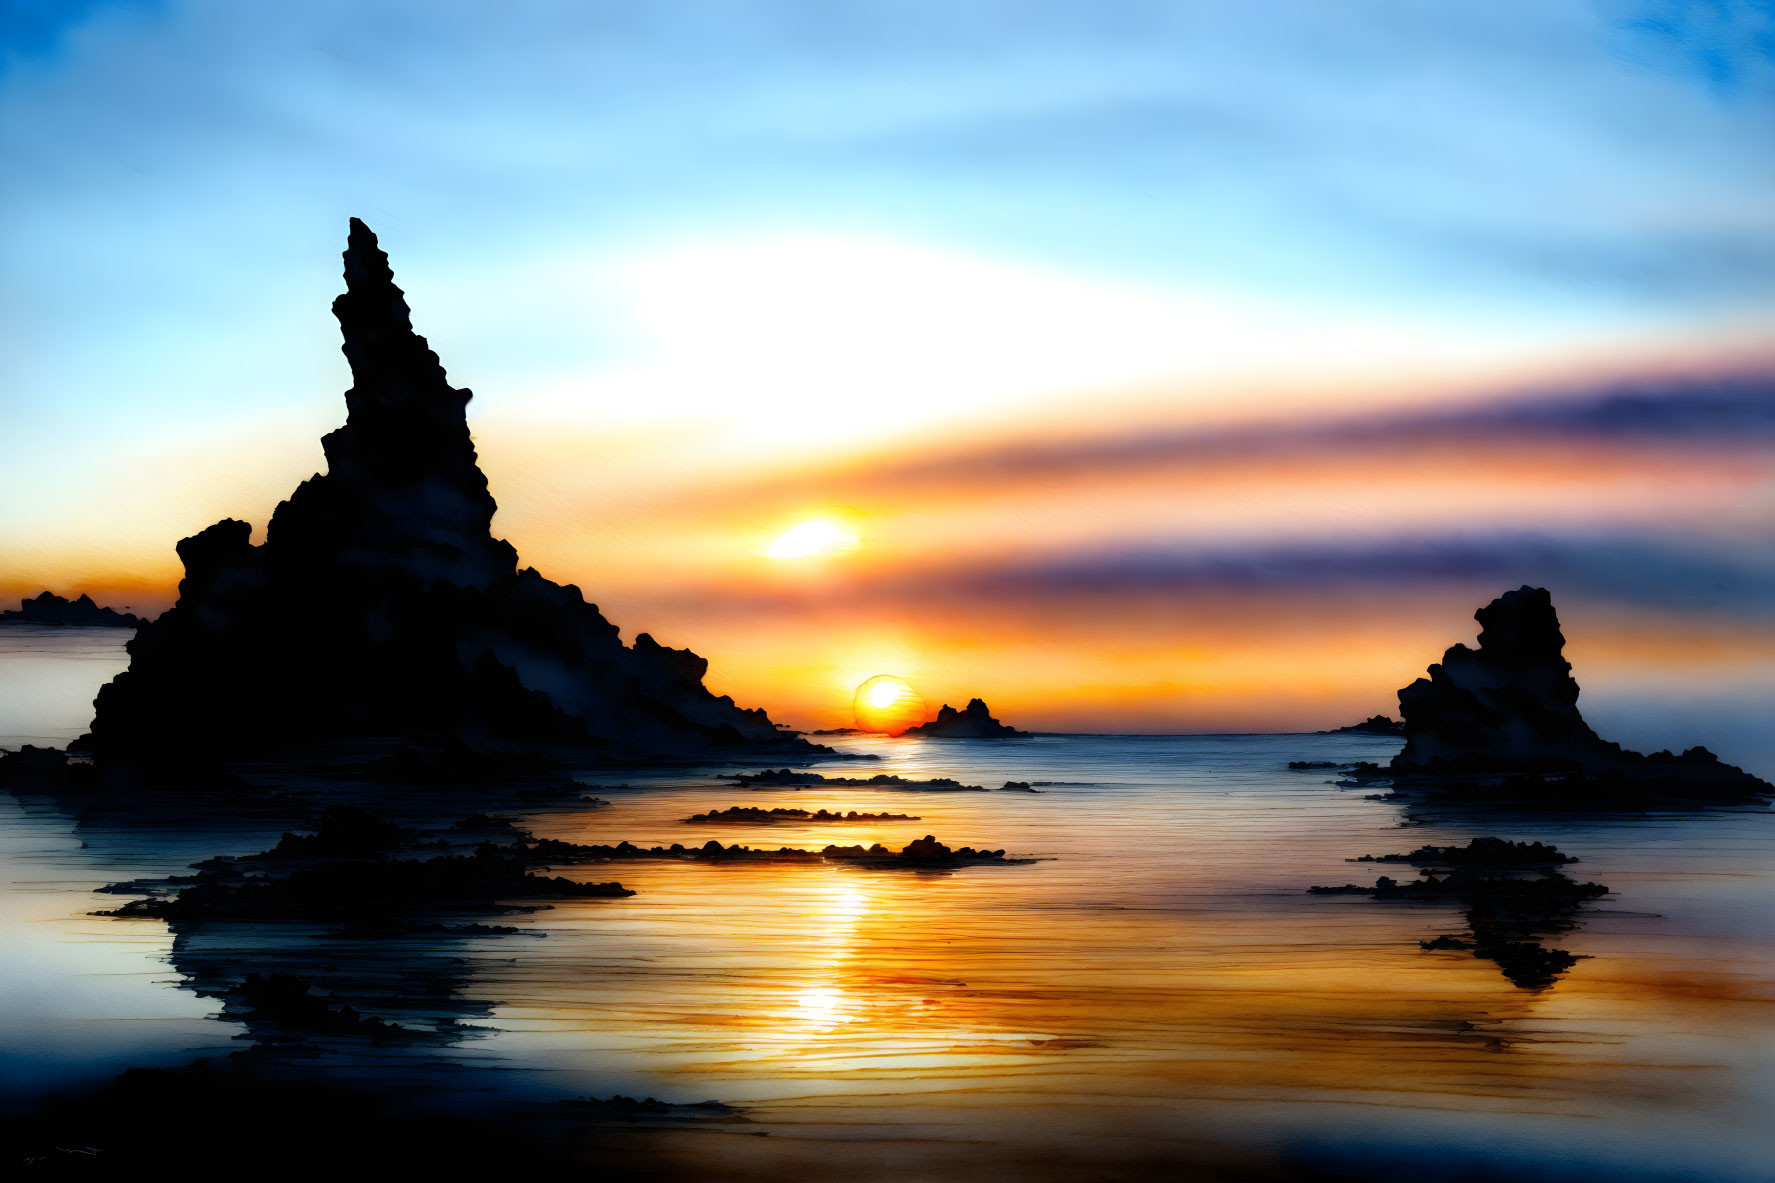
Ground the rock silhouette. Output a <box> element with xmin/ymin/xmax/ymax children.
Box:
<box><xmin>77</xmin><ymin>220</ymin><xmax>817</xmax><ymax>770</ymax></box>
<box><xmin>1318</xmin><ymin>715</ymin><xmax>1403</xmax><ymax>736</ymax></box>
<box><xmin>1351</xmin><ymin>837</ymin><xmax>1576</xmax><ymax>867</ymax></box>
<box><xmin>904</xmin><ymin>698</ymin><xmax>1030</xmax><ymax>738</ymax></box>
<box><xmin>1390</xmin><ymin>586</ymin><xmax>1770</xmax><ymax>802</ymax></box>
<box><xmin>726</xmin><ymin>768</ymin><xmax>987</xmax><ymax>791</ymax></box>
<box><xmin>684</xmin><ymin>806</ymin><xmax>921</xmax><ymax>824</ymax></box>
<box><xmin>0</xmin><ymin>591</ymin><xmax>140</xmax><ymax>627</ymax></box>
<box><xmin>526</xmin><ymin>834</ymin><xmax>1029</xmax><ymax>868</ymax></box>
<box><xmin>102</xmin><ymin>845</ymin><xmax>634</xmax><ymax>923</ymax></box>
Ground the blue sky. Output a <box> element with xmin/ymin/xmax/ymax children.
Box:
<box><xmin>4</xmin><ymin>1</ymin><xmax>1771</xmax><ymax>506</ymax></box>
<box><xmin>5</xmin><ymin>2</ymin><xmax>1772</xmax><ymax>440</ymax></box>
<box><xmin>3</xmin><ymin>1</ymin><xmax>1774</xmax><ymax>742</ymax></box>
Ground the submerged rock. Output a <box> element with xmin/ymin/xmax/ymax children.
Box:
<box><xmin>1309</xmin><ymin>871</ymin><xmax>1606</xmax><ymax>907</ymax></box>
<box><xmin>1351</xmin><ymin>836</ymin><xmax>1576</xmax><ymax>867</ymax></box>
<box><xmin>822</xmin><ymin>835</ymin><xmax>1023</xmax><ymax>866</ymax></box>
<box><xmin>725</xmin><ymin>768</ymin><xmax>987</xmax><ymax>791</ymax></box>
<box><xmin>77</xmin><ymin>220</ymin><xmax>819</xmax><ymax>773</ymax></box>
<box><xmin>904</xmin><ymin>698</ymin><xmax>1030</xmax><ymax>738</ymax></box>
<box><xmin>103</xmin><ymin>844</ymin><xmax>633</xmax><ymax>923</ymax></box>
<box><xmin>684</xmin><ymin>806</ymin><xmax>921</xmax><ymax>824</ymax></box>
<box><xmin>561</xmin><ymin>1095</ymin><xmax>736</xmax><ymax>1121</ymax></box>
<box><xmin>0</xmin><ymin>591</ymin><xmax>140</xmax><ymax>627</ymax></box>
<box><xmin>528</xmin><ymin>833</ymin><xmax>1029</xmax><ymax>868</ymax></box>
<box><xmin>1390</xmin><ymin>586</ymin><xmax>1770</xmax><ymax>803</ymax></box>
<box><xmin>529</xmin><ymin>837</ymin><xmax>823</xmax><ymax>863</ymax></box>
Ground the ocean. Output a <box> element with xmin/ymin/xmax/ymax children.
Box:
<box><xmin>2</xmin><ymin>627</ymin><xmax>1772</xmax><ymax>1180</ymax></box>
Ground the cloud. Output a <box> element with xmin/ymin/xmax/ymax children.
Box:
<box><xmin>929</xmin><ymin>533</ymin><xmax>1775</xmax><ymax>615</ymax></box>
<box><xmin>6</xmin><ymin>0</ymin><xmax>1774</xmax><ymax>608</ymax></box>
<box><xmin>1467</xmin><ymin>370</ymin><xmax>1775</xmax><ymax>437</ymax></box>
<box><xmin>654</xmin><ymin>529</ymin><xmax>1775</xmax><ymax>624</ymax></box>
<box><xmin>697</xmin><ymin>366</ymin><xmax>1775</xmax><ymax>502</ymax></box>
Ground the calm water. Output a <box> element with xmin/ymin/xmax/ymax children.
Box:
<box><xmin>2</xmin><ymin>628</ymin><xmax>1773</xmax><ymax>1180</ymax></box>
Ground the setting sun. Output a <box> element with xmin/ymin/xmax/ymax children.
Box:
<box><xmin>852</xmin><ymin>674</ymin><xmax>926</xmax><ymax>735</ymax></box>
<box><xmin>766</xmin><ymin>520</ymin><xmax>860</xmax><ymax>559</ymax></box>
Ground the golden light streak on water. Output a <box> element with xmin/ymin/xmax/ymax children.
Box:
<box><xmin>4</xmin><ymin>634</ymin><xmax>1775</xmax><ymax>1178</ymax></box>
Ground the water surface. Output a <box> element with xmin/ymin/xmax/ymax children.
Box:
<box><xmin>2</xmin><ymin>629</ymin><xmax>1771</xmax><ymax>1180</ymax></box>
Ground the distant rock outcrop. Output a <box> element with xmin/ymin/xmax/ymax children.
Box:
<box><xmin>1390</xmin><ymin>586</ymin><xmax>1769</xmax><ymax>801</ymax></box>
<box><xmin>1318</xmin><ymin>715</ymin><xmax>1403</xmax><ymax>736</ymax></box>
<box><xmin>725</xmin><ymin>768</ymin><xmax>986</xmax><ymax>792</ymax></box>
<box><xmin>904</xmin><ymin>698</ymin><xmax>1030</xmax><ymax>738</ymax></box>
<box><xmin>77</xmin><ymin>220</ymin><xmax>818</xmax><ymax>769</ymax></box>
<box><xmin>0</xmin><ymin>591</ymin><xmax>139</xmax><ymax>628</ymax></box>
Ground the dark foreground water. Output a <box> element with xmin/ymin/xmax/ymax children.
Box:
<box><xmin>2</xmin><ymin>628</ymin><xmax>1772</xmax><ymax>1181</ymax></box>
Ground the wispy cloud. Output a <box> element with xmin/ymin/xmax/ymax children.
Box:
<box><xmin>628</xmin><ymin>528</ymin><xmax>1775</xmax><ymax>625</ymax></box>
<box><xmin>910</xmin><ymin>533</ymin><xmax>1775</xmax><ymax>617</ymax></box>
<box><xmin>661</xmin><ymin>366</ymin><xmax>1775</xmax><ymax>504</ymax></box>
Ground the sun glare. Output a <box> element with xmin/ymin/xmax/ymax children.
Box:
<box><xmin>767</xmin><ymin>520</ymin><xmax>859</xmax><ymax>558</ymax></box>
<box><xmin>853</xmin><ymin>674</ymin><xmax>926</xmax><ymax>735</ymax></box>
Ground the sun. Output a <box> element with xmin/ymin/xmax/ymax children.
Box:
<box><xmin>767</xmin><ymin>520</ymin><xmax>859</xmax><ymax>559</ymax></box>
<box><xmin>853</xmin><ymin>674</ymin><xmax>926</xmax><ymax>736</ymax></box>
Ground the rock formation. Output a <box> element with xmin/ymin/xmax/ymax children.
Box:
<box><xmin>1318</xmin><ymin>715</ymin><xmax>1403</xmax><ymax>736</ymax></box>
<box><xmin>0</xmin><ymin>591</ymin><xmax>140</xmax><ymax>627</ymax></box>
<box><xmin>78</xmin><ymin>220</ymin><xmax>818</xmax><ymax>769</ymax></box>
<box><xmin>1352</xmin><ymin>837</ymin><xmax>1575</xmax><ymax>867</ymax></box>
<box><xmin>1390</xmin><ymin>586</ymin><xmax>1769</xmax><ymax>800</ymax></box>
<box><xmin>904</xmin><ymin>698</ymin><xmax>1030</xmax><ymax>738</ymax></box>
<box><xmin>526</xmin><ymin>833</ymin><xmax>1028</xmax><ymax>868</ymax></box>
<box><xmin>684</xmin><ymin>806</ymin><xmax>921</xmax><ymax>824</ymax></box>
<box><xmin>726</xmin><ymin>768</ymin><xmax>986</xmax><ymax>791</ymax></box>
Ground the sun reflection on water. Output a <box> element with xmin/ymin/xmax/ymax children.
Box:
<box><xmin>792</xmin><ymin>985</ymin><xmax>853</xmax><ymax>1031</ymax></box>
<box><xmin>783</xmin><ymin>881</ymin><xmax>872</xmax><ymax>1035</ymax></box>
<box><xmin>55</xmin><ymin>731</ymin><xmax>1758</xmax><ymax>1179</ymax></box>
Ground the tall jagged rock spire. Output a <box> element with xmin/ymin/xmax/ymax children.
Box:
<box><xmin>267</xmin><ymin>219</ymin><xmax>515</xmax><ymax>587</ymax></box>
<box><xmin>79</xmin><ymin>220</ymin><xmax>814</xmax><ymax>770</ymax></box>
<box><xmin>328</xmin><ymin>218</ymin><xmax>476</xmax><ymax>482</ymax></box>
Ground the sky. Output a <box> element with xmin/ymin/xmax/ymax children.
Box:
<box><xmin>2</xmin><ymin>1</ymin><xmax>1773</xmax><ymax>748</ymax></box>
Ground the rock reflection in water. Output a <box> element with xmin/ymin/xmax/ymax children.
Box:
<box><xmin>5</xmin><ymin>731</ymin><xmax>1774</xmax><ymax>1180</ymax></box>
<box><xmin>1312</xmin><ymin>838</ymin><xmax>1609</xmax><ymax>989</ymax></box>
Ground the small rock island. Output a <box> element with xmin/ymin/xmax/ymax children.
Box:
<box><xmin>904</xmin><ymin>698</ymin><xmax>1030</xmax><ymax>738</ymax></box>
<box><xmin>726</xmin><ymin>769</ymin><xmax>987</xmax><ymax>792</ymax></box>
<box><xmin>1388</xmin><ymin>586</ymin><xmax>1770</xmax><ymax>804</ymax></box>
<box><xmin>0</xmin><ymin>591</ymin><xmax>140</xmax><ymax>627</ymax></box>
<box><xmin>685</xmin><ymin>806</ymin><xmax>921</xmax><ymax>824</ymax></box>
<box><xmin>1318</xmin><ymin>715</ymin><xmax>1403</xmax><ymax>736</ymax></box>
